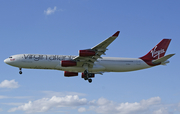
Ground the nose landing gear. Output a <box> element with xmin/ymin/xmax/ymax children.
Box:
<box><xmin>88</xmin><ymin>78</ymin><xmax>92</xmax><ymax>83</ymax></box>
<box><xmin>19</xmin><ymin>68</ymin><xmax>22</xmax><ymax>74</ymax></box>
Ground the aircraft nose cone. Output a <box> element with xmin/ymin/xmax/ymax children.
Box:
<box><xmin>4</xmin><ymin>58</ymin><xmax>10</xmax><ymax>64</ymax></box>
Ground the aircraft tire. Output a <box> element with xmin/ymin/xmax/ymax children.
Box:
<box><xmin>19</xmin><ymin>71</ymin><xmax>22</xmax><ymax>74</ymax></box>
<box><xmin>88</xmin><ymin>79</ymin><xmax>92</xmax><ymax>83</ymax></box>
<box><xmin>84</xmin><ymin>77</ymin><xmax>88</xmax><ymax>80</ymax></box>
<box><xmin>84</xmin><ymin>70</ymin><xmax>88</xmax><ymax>75</ymax></box>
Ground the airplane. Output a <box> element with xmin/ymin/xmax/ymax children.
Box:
<box><xmin>4</xmin><ymin>31</ymin><xmax>175</xmax><ymax>83</ymax></box>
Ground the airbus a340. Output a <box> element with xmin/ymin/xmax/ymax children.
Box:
<box><xmin>4</xmin><ymin>31</ymin><xmax>175</xmax><ymax>83</ymax></box>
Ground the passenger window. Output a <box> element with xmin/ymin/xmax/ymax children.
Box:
<box><xmin>9</xmin><ymin>57</ymin><xmax>12</xmax><ymax>58</ymax></box>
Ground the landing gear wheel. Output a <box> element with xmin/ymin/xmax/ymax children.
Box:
<box><xmin>83</xmin><ymin>70</ymin><xmax>89</xmax><ymax>80</ymax></box>
<box><xmin>84</xmin><ymin>70</ymin><xmax>88</xmax><ymax>75</ymax></box>
<box><xmin>88</xmin><ymin>79</ymin><xmax>92</xmax><ymax>83</ymax></box>
<box><xmin>19</xmin><ymin>68</ymin><xmax>22</xmax><ymax>74</ymax></box>
<box><xmin>19</xmin><ymin>71</ymin><xmax>22</xmax><ymax>74</ymax></box>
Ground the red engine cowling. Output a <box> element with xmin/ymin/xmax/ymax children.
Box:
<box><xmin>64</xmin><ymin>71</ymin><xmax>78</xmax><ymax>77</ymax></box>
<box><xmin>61</xmin><ymin>60</ymin><xmax>77</xmax><ymax>67</ymax></box>
<box><xmin>79</xmin><ymin>50</ymin><xmax>96</xmax><ymax>57</ymax></box>
<box><xmin>81</xmin><ymin>73</ymin><xmax>95</xmax><ymax>78</ymax></box>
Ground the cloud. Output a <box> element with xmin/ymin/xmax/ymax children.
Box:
<box><xmin>44</xmin><ymin>6</ymin><xmax>57</xmax><ymax>15</ymax></box>
<box><xmin>0</xmin><ymin>108</ymin><xmax>3</xmax><ymax>112</ymax></box>
<box><xmin>0</xmin><ymin>95</ymin><xmax>31</xmax><ymax>100</ymax></box>
<box><xmin>153</xmin><ymin>107</ymin><xmax>170</xmax><ymax>114</ymax></box>
<box><xmin>8</xmin><ymin>95</ymin><xmax>87</xmax><ymax>113</ymax></box>
<box><xmin>78</xmin><ymin>107</ymin><xmax>86</xmax><ymax>112</ymax></box>
<box><xmin>42</xmin><ymin>91</ymin><xmax>86</xmax><ymax>97</ymax></box>
<box><xmin>7</xmin><ymin>95</ymin><xmax>178</xmax><ymax>114</ymax></box>
<box><xmin>0</xmin><ymin>95</ymin><xmax>9</xmax><ymax>99</ymax></box>
<box><xmin>90</xmin><ymin>97</ymin><xmax>161</xmax><ymax>114</ymax></box>
<box><xmin>0</xmin><ymin>80</ymin><xmax>19</xmax><ymax>89</ymax></box>
<box><xmin>2</xmin><ymin>103</ymin><xmax>25</xmax><ymax>106</ymax></box>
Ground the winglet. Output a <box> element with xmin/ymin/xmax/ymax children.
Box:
<box><xmin>112</xmin><ymin>31</ymin><xmax>120</xmax><ymax>37</ymax></box>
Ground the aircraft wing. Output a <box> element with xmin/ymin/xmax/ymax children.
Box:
<box><xmin>73</xmin><ymin>31</ymin><xmax>120</xmax><ymax>67</ymax></box>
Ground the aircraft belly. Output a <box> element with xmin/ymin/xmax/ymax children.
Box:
<box><xmin>56</xmin><ymin>63</ymin><xmax>105</xmax><ymax>73</ymax></box>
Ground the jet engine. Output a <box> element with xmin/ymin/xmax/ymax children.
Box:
<box><xmin>79</xmin><ymin>50</ymin><xmax>96</xmax><ymax>57</ymax></box>
<box><xmin>64</xmin><ymin>71</ymin><xmax>78</xmax><ymax>77</ymax></box>
<box><xmin>61</xmin><ymin>60</ymin><xmax>77</xmax><ymax>67</ymax></box>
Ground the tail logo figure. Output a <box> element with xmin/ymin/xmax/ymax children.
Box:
<box><xmin>151</xmin><ymin>46</ymin><xmax>165</xmax><ymax>59</ymax></box>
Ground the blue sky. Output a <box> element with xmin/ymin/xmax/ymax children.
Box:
<box><xmin>0</xmin><ymin>0</ymin><xmax>180</xmax><ymax>114</ymax></box>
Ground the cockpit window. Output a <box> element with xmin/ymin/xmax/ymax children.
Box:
<box><xmin>9</xmin><ymin>57</ymin><xmax>12</xmax><ymax>58</ymax></box>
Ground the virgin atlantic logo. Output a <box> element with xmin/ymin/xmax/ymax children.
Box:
<box><xmin>10</xmin><ymin>58</ymin><xmax>15</xmax><ymax>61</ymax></box>
<box><xmin>151</xmin><ymin>46</ymin><xmax>165</xmax><ymax>59</ymax></box>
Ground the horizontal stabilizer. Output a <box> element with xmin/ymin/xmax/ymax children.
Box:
<box><xmin>152</xmin><ymin>54</ymin><xmax>175</xmax><ymax>64</ymax></box>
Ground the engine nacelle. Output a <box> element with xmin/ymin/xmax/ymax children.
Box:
<box><xmin>81</xmin><ymin>73</ymin><xmax>95</xmax><ymax>78</ymax></box>
<box><xmin>79</xmin><ymin>50</ymin><xmax>96</xmax><ymax>57</ymax></box>
<box><xmin>61</xmin><ymin>60</ymin><xmax>77</xmax><ymax>67</ymax></box>
<box><xmin>64</xmin><ymin>71</ymin><xmax>78</xmax><ymax>77</ymax></box>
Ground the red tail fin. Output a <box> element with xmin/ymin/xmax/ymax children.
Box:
<box><xmin>140</xmin><ymin>39</ymin><xmax>171</xmax><ymax>61</ymax></box>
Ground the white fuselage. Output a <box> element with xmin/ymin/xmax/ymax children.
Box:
<box><xmin>4</xmin><ymin>54</ymin><xmax>152</xmax><ymax>73</ymax></box>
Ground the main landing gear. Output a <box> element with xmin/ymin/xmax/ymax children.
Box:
<box><xmin>83</xmin><ymin>70</ymin><xmax>92</xmax><ymax>83</ymax></box>
<box><xmin>19</xmin><ymin>68</ymin><xmax>22</xmax><ymax>74</ymax></box>
<box><xmin>88</xmin><ymin>78</ymin><xmax>92</xmax><ymax>83</ymax></box>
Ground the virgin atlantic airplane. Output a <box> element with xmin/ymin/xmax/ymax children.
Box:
<box><xmin>4</xmin><ymin>31</ymin><xmax>175</xmax><ymax>83</ymax></box>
